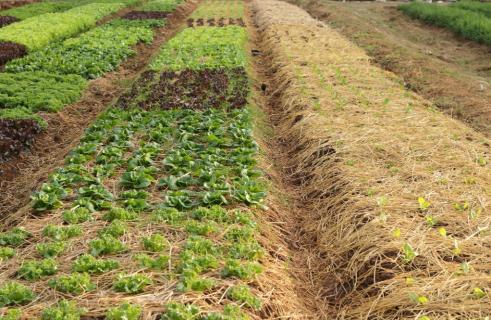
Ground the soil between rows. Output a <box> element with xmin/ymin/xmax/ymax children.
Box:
<box><xmin>0</xmin><ymin>0</ymin><xmax>199</xmax><ymax>227</ymax></box>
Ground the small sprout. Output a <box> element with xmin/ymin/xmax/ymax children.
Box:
<box><xmin>476</xmin><ymin>156</ymin><xmax>487</xmax><ymax>167</ymax></box>
<box><xmin>418</xmin><ymin>197</ymin><xmax>431</xmax><ymax>211</ymax></box>
<box><xmin>405</xmin><ymin>277</ymin><xmax>415</xmax><ymax>286</ymax></box>
<box><xmin>418</xmin><ymin>316</ymin><xmax>431</xmax><ymax>320</ymax></box>
<box><xmin>113</xmin><ymin>273</ymin><xmax>153</xmax><ymax>294</ymax></box>
<box><xmin>41</xmin><ymin>300</ymin><xmax>86</xmax><ymax>320</ymax></box>
<box><xmin>453</xmin><ymin>202</ymin><xmax>469</xmax><ymax>212</ymax></box>
<box><xmin>392</xmin><ymin>228</ymin><xmax>401</xmax><ymax>238</ymax></box>
<box><xmin>106</xmin><ymin>302</ymin><xmax>141</xmax><ymax>320</ymax></box>
<box><xmin>473</xmin><ymin>287</ymin><xmax>486</xmax><ymax>299</ymax></box>
<box><xmin>36</xmin><ymin>242</ymin><xmax>66</xmax><ymax>258</ymax></box>
<box><xmin>227</xmin><ymin>284</ymin><xmax>262</xmax><ymax>310</ymax></box>
<box><xmin>0</xmin><ymin>247</ymin><xmax>15</xmax><ymax>261</ymax></box>
<box><xmin>408</xmin><ymin>292</ymin><xmax>428</xmax><ymax>305</ymax></box>
<box><xmin>18</xmin><ymin>258</ymin><xmax>58</xmax><ymax>281</ymax></box>
<box><xmin>452</xmin><ymin>240</ymin><xmax>462</xmax><ymax>256</ymax></box>
<box><xmin>377</xmin><ymin>196</ymin><xmax>388</xmax><ymax>207</ymax></box>
<box><xmin>203</xmin><ymin>304</ymin><xmax>247</xmax><ymax>320</ymax></box>
<box><xmin>48</xmin><ymin>273</ymin><xmax>95</xmax><ymax>294</ymax></box>
<box><xmin>469</xmin><ymin>208</ymin><xmax>482</xmax><ymax>220</ymax></box>
<box><xmin>459</xmin><ymin>262</ymin><xmax>471</xmax><ymax>275</ymax></box>
<box><xmin>438</xmin><ymin>227</ymin><xmax>447</xmax><ymax>237</ymax></box>
<box><xmin>401</xmin><ymin>243</ymin><xmax>418</xmax><ymax>264</ymax></box>
<box><xmin>425</xmin><ymin>215</ymin><xmax>437</xmax><ymax>228</ymax></box>
<box><xmin>141</xmin><ymin>234</ymin><xmax>168</xmax><ymax>252</ymax></box>
<box><xmin>0</xmin><ymin>282</ymin><xmax>35</xmax><ymax>307</ymax></box>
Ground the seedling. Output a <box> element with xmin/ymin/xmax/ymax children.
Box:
<box><xmin>401</xmin><ymin>243</ymin><xmax>418</xmax><ymax>264</ymax></box>
<box><xmin>221</xmin><ymin>259</ymin><xmax>262</xmax><ymax>280</ymax></box>
<box><xmin>113</xmin><ymin>273</ymin><xmax>153</xmax><ymax>294</ymax></box>
<box><xmin>36</xmin><ymin>242</ymin><xmax>66</xmax><ymax>258</ymax></box>
<box><xmin>0</xmin><ymin>247</ymin><xmax>15</xmax><ymax>261</ymax></box>
<box><xmin>48</xmin><ymin>273</ymin><xmax>95</xmax><ymax>294</ymax></box>
<box><xmin>18</xmin><ymin>258</ymin><xmax>58</xmax><ymax>281</ymax></box>
<box><xmin>89</xmin><ymin>235</ymin><xmax>126</xmax><ymax>256</ymax></box>
<box><xmin>41</xmin><ymin>300</ymin><xmax>86</xmax><ymax>320</ymax></box>
<box><xmin>0</xmin><ymin>282</ymin><xmax>35</xmax><ymax>307</ymax></box>
<box><xmin>72</xmin><ymin>254</ymin><xmax>120</xmax><ymax>274</ymax></box>
<box><xmin>43</xmin><ymin>224</ymin><xmax>82</xmax><ymax>240</ymax></box>
<box><xmin>0</xmin><ymin>228</ymin><xmax>31</xmax><ymax>247</ymax></box>
<box><xmin>227</xmin><ymin>284</ymin><xmax>261</xmax><ymax>310</ymax></box>
<box><xmin>106</xmin><ymin>303</ymin><xmax>141</xmax><ymax>320</ymax></box>
<box><xmin>142</xmin><ymin>234</ymin><xmax>168</xmax><ymax>252</ymax></box>
<box><xmin>62</xmin><ymin>207</ymin><xmax>92</xmax><ymax>224</ymax></box>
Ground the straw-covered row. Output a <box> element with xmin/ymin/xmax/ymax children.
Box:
<box><xmin>252</xmin><ymin>0</ymin><xmax>491</xmax><ymax>319</ymax></box>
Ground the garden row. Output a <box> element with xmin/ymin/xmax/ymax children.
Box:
<box><xmin>400</xmin><ymin>1</ymin><xmax>491</xmax><ymax>47</ymax></box>
<box><xmin>0</xmin><ymin>0</ymin><xmax>138</xmax><ymax>27</ymax></box>
<box><xmin>0</xmin><ymin>1</ymin><xmax>279</xmax><ymax>319</ymax></box>
<box><xmin>0</xmin><ymin>0</ymin><xmax>182</xmax><ymax>160</ymax></box>
<box><xmin>253</xmin><ymin>0</ymin><xmax>491</xmax><ymax>318</ymax></box>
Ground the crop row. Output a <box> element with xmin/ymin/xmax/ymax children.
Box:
<box><xmin>0</xmin><ymin>1</ymin><xmax>269</xmax><ymax>318</ymax></box>
<box><xmin>0</xmin><ymin>0</ymin><xmax>139</xmax><ymax>22</ymax></box>
<box><xmin>0</xmin><ymin>1</ymin><xmax>182</xmax><ymax>160</ymax></box>
<box><xmin>191</xmin><ymin>0</ymin><xmax>244</xmax><ymax>19</ymax></box>
<box><xmin>453</xmin><ymin>1</ymin><xmax>491</xmax><ymax>18</ymax></box>
<box><xmin>399</xmin><ymin>2</ymin><xmax>491</xmax><ymax>47</ymax></box>
<box><xmin>0</xmin><ymin>2</ymin><xmax>125</xmax><ymax>51</ymax></box>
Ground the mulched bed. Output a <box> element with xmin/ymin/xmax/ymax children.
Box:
<box><xmin>122</xmin><ymin>11</ymin><xmax>170</xmax><ymax>20</ymax></box>
<box><xmin>118</xmin><ymin>68</ymin><xmax>249</xmax><ymax>110</ymax></box>
<box><xmin>187</xmin><ymin>17</ymin><xmax>245</xmax><ymax>27</ymax></box>
<box><xmin>0</xmin><ymin>41</ymin><xmax>27</xmax><ymax>65</ymax></box>
<box><xmin>0</xmin><ymin>118</ymin><xmax>43</xmax><ymax>160</ymax></box>
<box><xmin>0</xmin><ymin>15</ymin><xmax>20</xmax><ymax>28</ymax></box>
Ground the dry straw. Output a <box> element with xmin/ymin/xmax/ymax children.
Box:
<box><xmin>252</xmin><ymin>0</ymin><xmax>491</xmax><ymax>319</ymax></box>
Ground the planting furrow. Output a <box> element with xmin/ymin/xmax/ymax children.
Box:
<box><xmin>0</xmin><ymin>0</ymin><xmax>198</xmax><ymax>224</ymax></box>
<box><xmin>0</xmin><ymin>1</ymin><xmax>311</xmax><ymax>318</ymax></box>
<box><xmin>249</xmin><ymin>0</ymin><xmax>491</xmax><ymax>319</ymax></box>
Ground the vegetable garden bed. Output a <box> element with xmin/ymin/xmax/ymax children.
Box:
<box><xmin>0</xmin><ymin>1</ymin><xmax>306</xmax><ymax>318</ymax></box>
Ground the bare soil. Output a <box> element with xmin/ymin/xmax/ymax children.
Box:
<box><xmin>288</xmin><ymin>0</ymin><xmax>491</xmax><ymax>138</ymax></box>
<box><xmin>0</xmin><ymin>0</ymin><xmax>38</xmax><ymax>10</ymax></box>
<box><xmin>0</xmin><ymin>1</ymin><xmax>199</xmax><ymax>227</ymax></box>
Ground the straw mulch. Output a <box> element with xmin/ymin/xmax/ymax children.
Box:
<box><xmin>251</xmin><ymin>0</ymin><xmax>491</xmax><ymax>319</ymax></box>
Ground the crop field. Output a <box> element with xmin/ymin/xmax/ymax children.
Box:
<box><xmin>1</xmin><ymin>0</ymin><xmax>491</xmax><ymax>319</ymax></box>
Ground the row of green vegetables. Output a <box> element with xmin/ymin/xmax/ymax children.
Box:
<box><xmin>0</xmin><ymin>0</ymin><xmax>139</xmax><ymax>21</ymax></box>
<box><xmin>0</xmin><ymin>2</ymin><xmax>127</xmax><ymax>51</ymax></box>
<box><xmin>0</xmin><ymin>1</ymin><xmax>182</xmax><ymax>129</ymax></box>
<box><xmin>399</xmin><ymin>1</ymin><xmax>491</xmax><ymax>47</ymax></box>
<box><xmin>189</xmin><ymin>0</ymin><xmax>244</xmax><ymax>19</ymax></box>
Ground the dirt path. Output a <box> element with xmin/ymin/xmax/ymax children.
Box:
<box><xmin>0</xmin><ymin>1</ymin><xmax>199</xmax><ymax>227</ymax></box>
<box><xmin>288</xmin><ymin>0</ymin><xmax>491</xmax><ymax>138</ymax></box>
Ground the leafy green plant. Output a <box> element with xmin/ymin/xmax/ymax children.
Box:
<box><xmin>401</xmin><ymin>243</ymin><xmax>418</xmax><ymax>264</ymax></box>
<box><xmin>203</xmin><ymin>304</ymin><xmax>248</xmax><ymax>320</ymax></box>
<box><xmin>18</xmin><ymin>258</ymin><xmax>58</xmax><ymax>281</ymax></box>
<box><xmin>103</xmin><ymin>207</ymin><xmax>138</xmax><ymax>222</ymax></box>
<box><xmin>99</xmin><ymin>220</ymin><xmax>128</xmax><ymax>238</ymax></box>
<box><xmin>121</xmin><ymin>167</ymin><xmax>155</xmax><ymax>189</ymax></box>
<box><xmin>0</xmin><ymin>282</ymin><xmax>35</xmax><ymax>307</ymax></box>
<box><xmin>185</xmin><ymin>220</ymin><xmax>218</xmax><ymax>236</ymax></box>
<box><xmin>133</xmin><ymin>254</ymin><xmax>169</xmax><ymax>271</ymax></box>
<box><xmin>113</xmin><ymin>273</ymin><xmax>153</xmax><ymax>294</ymax></box>
<box><xmin>178</xmin><ymin>269</ymin><xmax>215</xmax><ymax>292</ymax></box>
<box><xmin>0</xmin><ymin>72</ymin><xmax>87</xmax><ymax>114</ymax></box>
<box><xmin>227</xmin><ymin>285</ymin><xmax>261</xmax><ymax>310</ymax></box>
<box><xmin>48</xmin><ymin>273</ymin><xmax>95</xmax><ymax>294</ymax></box>
<box><xmin>161</xmin><ymin>302</ymin><xmax>199</xmax><ymax>320</ymax></box>
<box><xmin>36</xmin><ymin>242</ymin><xmax>66</xmax><ymax>258</ymax></box>
<box><xmin>62</xmin><ymin>207</ymin><xmax>93</xmax><ymax>224</ymax></box>
<box><xmin>0</xmin><ymin>228</ymin><xmax>31</xmax><ymax>247</ymax></box>
<box><xmin>152</xmin><ymin>207</ymin><xmax>185</xmax><ymax>225</ymax></box>
<box><xmin>0</xmin><ymin>308</ymin><xmax>21</xmax><ymax>320</ymax></box>
<box><xmin>106</xmin><ymin>302</ymin><xmax>141</xmax><ymax>320</ymax></box>
<box><xmin>43</xmin><ymin>224</ymin><xmax>82</xmax><ymax>240</ymax></box>
<box><xmin>41</xmin><ymin>299</ymin><xmax>86</xmax><ymax>320</ymax></box>
<box><xmin>221</xmin><ymin>259</ymin><xmax>262</xmax><ymax>280</ymax></box>
<box><xmin>72</xmin><ymin>254</ymin><xmax>120</xmax><ymax>274</ymax></box>
<box><xmin>0</xmin><ymin>247</ymin><xmax>15</xmax><ymax>261</ymax></box>
<box><xmin>89</xmin><ymin>235</ymin><xmax>126</xmax><ymax>256</ymax></box>
<box><xmin>142</xmin><ymin>234</ymin><xmax>168</xmax><ymax>252</ymax></box>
